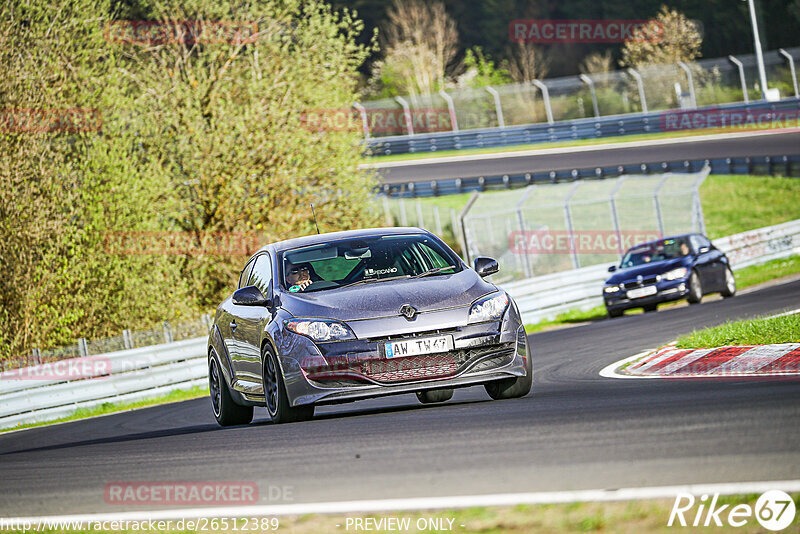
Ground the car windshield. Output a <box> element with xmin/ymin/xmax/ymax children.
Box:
<box><xmin>279</xmin><ymin>234</ymin><xmax>462</xmax><ymax>293</ymax></box>
<box><xmin>620</xmin><ymin>237</ymin><xmax>691</xmax><ymax>268</ymax></box>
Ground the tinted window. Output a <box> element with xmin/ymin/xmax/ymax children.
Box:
<box><xmin>620</xmin><ymin>237</ymin><xmax>691</xmax><ymax>267</ymax></box>
<box><xmin>248</xmin><ymin>254</ymin><xmax>273</xmax><ymax>295</ymax></box>
<box><xmin>238</xmin><ymin>257</ymin><xmax>257</xmax><ymax>289</ymax></box>
<box><xmin>280</xmin><ymin>234</ymin><xmax>462</xmax><ymax>293</ymax></box>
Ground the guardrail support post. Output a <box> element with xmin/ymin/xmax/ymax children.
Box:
<box><xmin>627</xmin><ymin>68</ymin><xmax>648</xmax><ymax>113</ymax></box>
<box><xmin>677</xmin><ymin>61</ymin><xmax>697</xmax><ymax>109</ymax></box>
<box><xmin>485</xmin><ymin>86</ymin><xmax>505</xmax><ymax>128</ymax></box>
<box><xmin>438</xmin><ymin>90</ymin><xmax>459</xmax><ymax>132</ymax></box>
<box><xmin>579</xmin><ymin>74</ymin><xmax>600</xmax><ymax>118</ymax></box>
<box><xmin>728</xmin><ymin>55</ymin><xmax>749</xmax><ymax>103</ymax></box>
<box><xmin>394</xmin><ymin>96</ymin><xmax>414</xmax><ymax>135</ymax></box>
<box><xmin>163</xmin><ymin>322</ymin><xmax>174</xmax><ymax>344</ymax></box>
<box><xmin>779</xmin><ymin>49</ymin><xmax>799</xmax><ymax>98</ymax></box>
<box><xmin>123</xmin><ymin>329</ymin><xmax>133</xmax><ymax>350</ymax></box>
<box><xmin>353</xmin><ymin>102</ymin><xmax>370</xmax><ymax>139</ymax></box>
<box><xmin>78</xmin><ymin>338</ymin><xmax>89</xmax><ymax>357</ymax></box>
<box><xmin>563</xmin><ymin>181</ymin><xmax>583</xmax><ymax>269</ymax></box>
<box><xmin>532</xmin><ymin>80</ymin><xmax>554</xmax><ymax>124</ymax></box>
<box><xmin>32</xmin><ymin>348</ymin><xmax>41</xmax><ymax>365</ymax></box>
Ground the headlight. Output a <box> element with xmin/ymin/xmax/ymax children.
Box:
<box><xmin>468</xmin><ymin>292</ymin><xmax>509</xmax><ymax>323</ymax></box>
<box><xmin>285</xmin><ymin>318</ymin><xmax>356</xmax><ymax>342</ymax></box>
<box><xmin>663</xmin><ymin>267</ymin><xmax>688</xmax><ymax>281</ymax></box>
<box><xmin>604</xmin><ymin>285</ymin><xmax>621</xmax><ymax>293</ymax></box>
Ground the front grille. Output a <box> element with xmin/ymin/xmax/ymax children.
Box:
<box><xmin>623</xmin><ymin>276</ymin><xmax>659</xmax><ymax>289</ymax></box>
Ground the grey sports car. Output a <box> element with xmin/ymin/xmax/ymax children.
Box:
<box><xmin>207</xmin><ymin>227</ymin><xmax>532</xmax><ymax>425</ymax></box>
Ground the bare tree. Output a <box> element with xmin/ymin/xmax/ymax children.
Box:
<box><xmin>506</xmin><ymin>42</ymin><xmax>548</xmax><ymax>83</ymax></box>
<box><xmin>378</xmin><ymin>0</ymin><xmax>458</xmax><ymax>96</ymax></box>
<box><xmin>580</xmin><ymin>50</ymin><xmax>614</xmax><ymax>75</ymax></box>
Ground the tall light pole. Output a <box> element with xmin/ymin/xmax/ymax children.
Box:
<box><xmin>746</xmin><ymin>0</ymin><xmax>769</xmax><ymax>99</ymax></box>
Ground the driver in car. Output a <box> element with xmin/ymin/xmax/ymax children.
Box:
<box><xmin>286</xmin><ymin>263</ymin><xmax>313</xmax><ymax>292</ymax></box>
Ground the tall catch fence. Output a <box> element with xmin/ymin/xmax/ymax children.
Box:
<box><xmin>459</xmin><ymin>168</ymin><xmax>710</xmax><ymax>284</ymax></box>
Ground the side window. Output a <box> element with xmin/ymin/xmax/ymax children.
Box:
<box><xmin>238</xmin><ymin>257</ymin><xmax>257</xmax><ymax>289</ymax></box>
<box><xmin>690</xmin><ymin>235</ymin><xmax>708</xmax><ymax>252</ymax></box>
<box><xmin>248</xmin><ymin>254</ymin><xmax>273</xmax><ymax>295</ymax></box>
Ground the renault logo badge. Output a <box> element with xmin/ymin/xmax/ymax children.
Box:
<box><xmin>400</xmin><ymin>304</ymin><xmax>417</xmax><ymax>319</ymax></box>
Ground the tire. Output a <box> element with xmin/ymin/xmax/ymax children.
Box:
<box><xmin>687</xmin><ymin>270</ymin><xmax>703</xmax><ymax>304</ymax></box>
<box><xmin>416</xmin><ymin>388</ymin><xmax>454</xmax><ymax>404</ymax></box>
<box><xmin>607</xmin><ymin>307</ymin><xmax>623</xmax><ymax>318</ymax></box>
<box><xmin>642</xmin><ymin>304</ymin><xmax>658</xmax><ymax>313</ymax></box>
<box><xmin>209</xmin><ymin>352</ymin><xmax>253</xmax><ymax>427</ymax></box>
<box><xmin>721</xmin><ymin>267</ymin><xmax>736</xmax><ymax>298</ymax></box>
<box><xmin>262</xmin><ymin>345</ymin><xmax>314</xmax><ymax>424</ymax></box>
<box><xmin>485</xmin><ymin>345</ymin><xmax>533</xmax><ymax>400</ymax></box>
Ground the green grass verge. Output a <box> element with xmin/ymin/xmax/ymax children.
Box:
<box><xmin>1</xmin><ymin>385</ymin><xmax>208</xmax><ymax>433</ymax></box>
<box><xmin>365</xmin><ymin>126</ymin><xmax>790</xmax><ymax>164</ymax></box>
<box><xmin>525</xmin><ymin>305</ymin><xmax>610</xmax><ymax>333</ymax></box>
<box><xmin>7</xmin><ymin>494</ymin><xmax>798</xmax><ymax>533</ymax></box>
<box><xmin>676</xmin><ymin>312</ymin><xmax>800</xmax><ymax>349</ymax></box>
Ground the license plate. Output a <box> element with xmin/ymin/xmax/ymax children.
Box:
<box><xmin>384</xmin><ymin>335</ymin><xmax>454</xmax><ymax>358</ymax></box>
<box><xmin>627</xmin><ymin>285</ymin><xmax>658</xmax><ymax>299</ymax></box>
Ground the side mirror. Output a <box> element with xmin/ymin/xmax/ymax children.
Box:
<box><xmin>698</xmin><ymin>246</ymin><xmax>710</xmax><ymax>254</ymax></box>
<box><xmin>474</xmin><ymin>256</ymin><xmax>499</xmax><ymax>278</ymax></box>
<box><xmin>232</xmin><ymin>285</ymin><xmax>271</xmax><ymax>307</ymax></box>
<box><xmin>608</xmin><ymin>265</ymin><xmax>617</xmax><ymax>272</ymax></box>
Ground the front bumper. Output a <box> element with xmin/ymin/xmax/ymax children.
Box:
<box><xmin>279</xmin><ymin>306</ymin><xmax>529</xmax><ymax>407</ymax></box>
<box><xmin>603</xmin><ymin>278</ymin><xmax>690</xmax><ymax>312</ymax></box>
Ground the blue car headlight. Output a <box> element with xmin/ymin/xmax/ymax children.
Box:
<box><xmin>285</xmin><ymin>318</ymin><xmax>356</xmax><ymax>342</ymax></box>
<box><xmin>663</xmin><ymin>267</ymin><xmax>688</xmax><ymax>281</ymax></box>
<box><xmin>468</xmin><ymin>292</ymin><xmax>509</xmax><ymax>323</ymax></box>
<box><xmin>603</xmin><ymin>285</ymin><xmax>621</xmax><ymax>294</ymax></box>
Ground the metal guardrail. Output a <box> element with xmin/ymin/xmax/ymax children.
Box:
<box><xmin>1</xmin><ymin>220</ymin><xmax>798</xmax><ymax>429</ymax></box>
<box><xmin>381</xmin><ymin>154</ymin><xmax>800</xmax><ymax>198</ymax></box>
<box><xmin>0</xmin><ymin>338</ymin><xmax>208</xmax><ymax>430</ymax></box>
<box><xmin>499</xmin><ymin>219</ymin><xmax>800</xmax><ymax>325</ymax></box>
<box><xmin>367</xmin><ymin>98</ymin><xmax>800</xmax><ymax>156</ymax></box>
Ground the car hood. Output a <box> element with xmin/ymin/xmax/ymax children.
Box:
<box><xmin>279</xmin><ymin>270</ymin><xmax>495</xmax><ymax>321</ymax></box>
<box><xmin>606</xmin><ymin>257</ymin><xmax>689</xmax><ymax>283</ymax></box>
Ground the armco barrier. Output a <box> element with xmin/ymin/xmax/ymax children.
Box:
<box><xmin>500</xmin><ymin>219</ymin><xmax>800</xmax><ymax>325</ymax></box>
<box><xmin>1</xmin><ymin>220</ymin><xmax>798</xmax><ymax>429</ymax></box>
<box><xmin>380</xmin><ymin>155</ymin><xmax>800</xmax><ymax>198</ymax></box>
<box><xmin>0</xmin><ymin>337</ymin><xmax>208</xmax><ymax>429</ymax></box>
<box><xmin>367</xmin><ymin>98</ymin><xmax>800</xmax><ymax>156</ymax></box>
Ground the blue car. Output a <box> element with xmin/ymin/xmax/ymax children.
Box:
<box><xmin>603</xmin><ymin>234</ymin><xmax>736</xmax><ymax>317</ymax></box>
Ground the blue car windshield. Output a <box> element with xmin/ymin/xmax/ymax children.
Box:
<box><xmin>620</xmin><ymin>238</ymin><xmax>691</xmax><ymax>268</ymax></box>
<box><xmin>279</xmin><ymin>234</ymin><xmax>462</xmax><ymax>293</ymax></box>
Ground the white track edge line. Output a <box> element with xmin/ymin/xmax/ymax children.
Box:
<box><xmin>6</xmin><ymin>481</ymin><xmax>800</xmax><ymax>523</ymax></box>
<box><xmin>360</xmin><ymin>128</ymin><xmax>800</xmax><ymax>169</ymax></box>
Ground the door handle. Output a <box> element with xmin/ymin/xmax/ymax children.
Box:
<box><xmin>230</xmin><ymin>321</ymin><xmax>237</xmax><ymax>332</ymax></box>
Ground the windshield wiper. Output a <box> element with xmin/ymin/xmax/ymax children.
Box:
<box><xmin>338</xmin><ymin>274</ymin><xmax>410</xmax><ymax>289</ymax></box>
<box><xmin>411</xmin><ymin>266</ymin><xmax>457</xmax><ymax>279</ymax></box>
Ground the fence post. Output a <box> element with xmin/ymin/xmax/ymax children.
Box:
<box><xmin>458</xmin><ymin>191</ymin><xmax>481</xmax><ymax>265</ymax></box>
<box><xmin>163</xmin><ymin>322</ymin><xmax>174</xmax><ymax>344</ymax></box>
<box><xmin>485</xmin><ymin>86</ymin><xmax>505</xmax><ymax>128</ymax></box>
<box><xmin>779</xmin><ymin>49</ymin><xmax>799</xmax><ymax>98</ymax></box>
<box><xmin>677</xmin><ymin>61</ymin><xmax>697</xmax><ymax>108</ymax></box>
<box><xmin>78</xmin><ymin>338</ymin><xmax>89</xmax><ymax>357</ymax></box>
<box><xmin>608</xmin><ymin>176</ymin><xmax>628</xmax><ymax>255</ymax></box>
<box><xmin>123</xmin><ymin>329</ymin><xmax>133</xmax><ymax>350</ymax></box>
<box><xmin>399</xmin><ymin>198</ymin><xmax>408</xmax><ymax>226</ymax></box>
<box><xmin>438</xmin><ymin>90</ymin><xmax>459</xmax><ymax>132</ymax></box>
<box><xmin>382</xmin><ymin>196</ymin><xmax>393</xmax><ymax>226</ymax></box>
<box><xmin>352</xmin><ymin>102</ymin><xmax>370</xmax><ymax>139</ymax></box>
<box><xmin>563</xmin><ymin>181</ymin><xmax>583</xmax><ymax>269</ymax></box>
<box><xmin>532</xmin><ymin>80</ymin><xmax>554</xmax><ymax>124</ymax></box>
<box><xmin>579</xmin><ymin>74</ymin><xmax>600</xmax><ymax>118</ymax></box>
<box><xmin>32</xmin><ymin>348</ymin><xmax>42</xmax><ymax>365</ymax></box>
<box><xmin>394</xmin><ymin>96</ymin><xmax>414</xmax><ymax>135</ymax></box>
<box><xmin>434</xmin><ymin>205</ymin><xmax>443</xmax><ymax>236</ymax></box>
<box><xmin>515</xmin><ymin>186</ymin><xmax>534</xmax><ymax>278</ymax></box>
<box><xmin>627</xmin><ymin>68</ymin><xmax>648</xmax><ymax>113</ymax></box>
<box><xmin>728</xmin><ymin>55</ymin><xmax>749</xmax><ymax>103</ymax></box>
<box><xmin>415</xmin><ymin>200</ymin><xmax>425</xmax><ymax>228</ymax></box>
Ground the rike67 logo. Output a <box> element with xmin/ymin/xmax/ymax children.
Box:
<box><xmin>668</xmin><ymin>490</ymin><xmax>796</xmax><ymax>530</ymax></box>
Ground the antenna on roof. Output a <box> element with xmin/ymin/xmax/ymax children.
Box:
<box><xmin>311</xmin><ymin>204</ymin><xmax>320</xmax><ymax>234</ymax></box>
